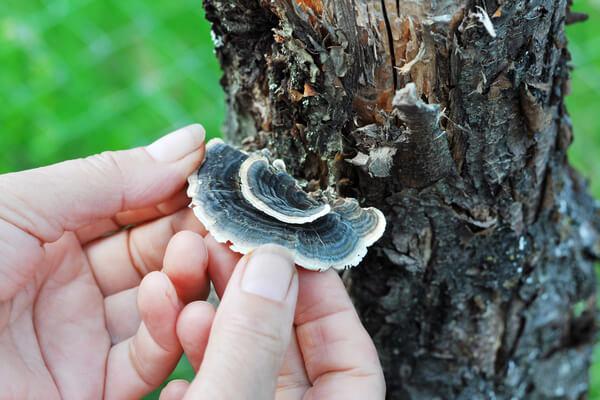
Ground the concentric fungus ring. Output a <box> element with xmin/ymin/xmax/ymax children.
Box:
<box><xmin>187</xmin><ymin>139</ymin><xmax>386</xmax><ymax>271</ymax></box>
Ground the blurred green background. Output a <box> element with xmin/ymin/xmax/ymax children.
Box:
<box><xmin>0</xmin><ymin>0</ymin><xmax>225</xmax><ymax>173</ymax></box>
<box><xmin>0</xmin><ymin>0</ymin><xmax>598</xmax><ymax>398</ymax></box>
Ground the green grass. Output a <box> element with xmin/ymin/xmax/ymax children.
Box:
<box><xmin>0</xmin><ymin>0</ymin><xmax>599</xmax><ymax>398</ymax></box>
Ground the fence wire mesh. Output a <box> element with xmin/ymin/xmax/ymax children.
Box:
<box><xmin>0</xmin><ymin>0</ymin><xmax>224</xmax><ymax>173</ymax></box>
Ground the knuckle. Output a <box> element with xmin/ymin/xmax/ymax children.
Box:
<box><xmin>127</xmin><ymin>229</ymin><xmax>151</xmax><ymax>277</ymax></box>
<box><xmin>89</xmin><ymin>151</ymin><xmax>127</xmax><ymax>183</ymax></box>
<box><xmin>82</xmin><ymin>152</ymin><xmax>127</xmax><ymax>201</ymax></box>
<box><xmin>224</xmin><ymin>312</ymin><xmax>288</xmax><ymax>356</ymax></box>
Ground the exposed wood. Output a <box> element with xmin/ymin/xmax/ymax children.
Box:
<box><xmin>203</xmin><ymin>0</ymin><xmax>599</xmax><ymax>398</ymax></box>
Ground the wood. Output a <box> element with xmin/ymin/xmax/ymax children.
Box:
<box><xmin>203</xmin><ymin>0</ymin><xmax>599</xmax><ymax>397</ymax></box>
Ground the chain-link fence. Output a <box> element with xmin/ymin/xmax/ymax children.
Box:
<box><xmin>0</xmin><ymin>0</ymin><xmax>224</xmax><ymax>174</ymax></box>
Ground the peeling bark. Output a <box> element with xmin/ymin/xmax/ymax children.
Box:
<box><xmin>203</xmin><ymin>0</ymin><xmax>599</xmax><ymax>398</ymax></box>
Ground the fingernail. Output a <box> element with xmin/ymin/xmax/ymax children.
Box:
<box><xmin>147</xmin><ymin>124</ymin><xmax>205</xmax><ymax>162</ymax></box>
<box><xmin>241</xmin><ymin>244</ymin><xmax>295</xmax><ymax>302</ymax></box>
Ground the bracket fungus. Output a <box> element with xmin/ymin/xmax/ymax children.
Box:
<box><xmin>187</xmin><ymin>139</ymin><xmax>386</xmax><ymax>271</ymax></box>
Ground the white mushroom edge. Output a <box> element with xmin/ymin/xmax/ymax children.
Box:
<box><xmin>239</xmin><ymin>155</ymin><xmax>331</xmax><ymax>224</ymax></box>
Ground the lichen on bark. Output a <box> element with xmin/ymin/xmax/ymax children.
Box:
<box><xmin>203</xmin><ymin>0</ymin><xmax>599</xmax><ymax>398</ymax></box>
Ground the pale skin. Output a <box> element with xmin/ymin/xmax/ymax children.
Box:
<box><xmin>0</xmin><ymin>124</ymin><xmax>386</xmax><ymax>399</ymax></box>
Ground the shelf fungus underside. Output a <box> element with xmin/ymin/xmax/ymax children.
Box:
<box><xmin>187</xmin><ymin>139</ymin><xmax>386</xmax><ymax>271</ymax></box>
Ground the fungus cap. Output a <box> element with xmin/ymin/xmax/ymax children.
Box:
<box><xmin>239</xmin><ymin>155</ymin><xmax>331</xmax><ymax>224</ymax></box>
<box><xmin>187</xmin><ymin>138</ymin><xmax>386</xmax><ymax>271</ymax></box>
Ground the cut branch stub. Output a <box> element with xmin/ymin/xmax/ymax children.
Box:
<box><xmin>392</xmin><ymin>83</ymin><xmax>455</xmax><ymax>187</ymax></box>
<box><xmin>187</xmin><ymin>139</ymin><xmax>386</xmax><ymax>270</ymax></box>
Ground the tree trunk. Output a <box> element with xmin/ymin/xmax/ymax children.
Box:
<box><xmin>202</xmin><ymin>0</ymin><xmax>599</xmax><ymax>398</ymax></box>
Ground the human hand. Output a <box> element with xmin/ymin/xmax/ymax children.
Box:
<box><xmin>159</xmin><ymin>238</ymin><xmax>386</xmax><ymax>400</ymax></box>
<box><xmin>0</xmin><ymin>125</ymin><xmax>210</xmax><ymax>399</ymax></box>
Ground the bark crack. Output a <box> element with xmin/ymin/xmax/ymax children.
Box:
<box><xmin>380</xmin><ymin>0</ymin><xmax>397</xmax><ymax>92</ymax></box>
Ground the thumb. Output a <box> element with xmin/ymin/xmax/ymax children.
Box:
<box><xmin>184</xmin><ymin>244</ymin><xmax>298</xmax><ymax>400</ymax></box>
<box><xmin>0</xmin><ymin>124</ymin><xmax>205</xmax><ymax>244</ymax></box>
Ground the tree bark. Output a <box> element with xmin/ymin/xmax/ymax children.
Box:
<box><xmin>202</xmin><ymin>0</ymin><xmax>600</xmax><ymax>398</ymax></box>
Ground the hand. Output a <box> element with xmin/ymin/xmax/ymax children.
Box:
<box><xmin>0</xmin><ymin>125</ymin><xmax>210</xmax><ymax>399</ymax></box>
<box><xmin>159</xmin><ymin>238</ymin><xmax>386</xmax><ymax>400</ymax></box>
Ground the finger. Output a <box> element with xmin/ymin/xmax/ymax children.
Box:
<box><xmin>103</xmin><ymin>231</ymin><xmax>210</xmax><ymax>346</ymax></box>
<box><xmin>0</xmin><ymin>124</ymin><xmax>205</xmax><ymax>244</ymax></box>
<box><xmin>162</xmin><ymin>231</ymin><xmax>210</xmax><ymax>303</ymax></box>
<box><xmin>184</xmin><ymin>245</ymin><xmax>298</xmax><ymax>399</ymax></box>
<box><xmin>203</xmin><ymin>236</ymin><xmax>312</xmax><ymax>398</ymax></box>
<box><xmin>294</xmin><ymin>268</ymin><xmax>385</xmax><ymax>399</ymax></box>
<box><xmin>104</xmin><ymin>287</ymin><xmax>141</xmax><ymax>344</ymax></box>
<box><xmin>85</xmin><ymin>208</ymin><xmax>205</xmax><ymax>297</ymax></box>
<box><xmin>76</xmin><ymin>188</ymin><xmax>193</xmax><ymax>244</ymax></box>
<box><xmin>160</xmin><ymin>380</ymin><xmax>190</xmax><ymax>400</ymax></box>
<box><xmin>75</xmin><ymin>218</ymin><xmax>119</xmax><ymax>245</ymax></box>
<box><xmin>205</xmin><ymin>234</ymin><xmax>241</xmax><ymax>296</ymax></box>
<box><xmin>105</xmin><ymin>271</ymin><xmax>183</xmax><ymax>400</ymax></box>
<box><xmin>113</xmin><ymin>188</ymin><xmax>191</xmax><ymax>227</ymax></box>
<box><xmin>176</xmin><ymin>301</ymin><xmax>215</xmax><ymax>372</ymax></box>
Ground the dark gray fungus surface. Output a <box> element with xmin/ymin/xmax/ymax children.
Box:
<box><xmin>187</xmin><ymin>139</ymin><xmax>385</xmax><ymax>270</ymax></box>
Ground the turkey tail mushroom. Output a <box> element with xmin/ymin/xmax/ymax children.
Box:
<box><xmin>187</xmin><ymin>139</ymin><xmax>386</xmax><ymax>271</ymax></box>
